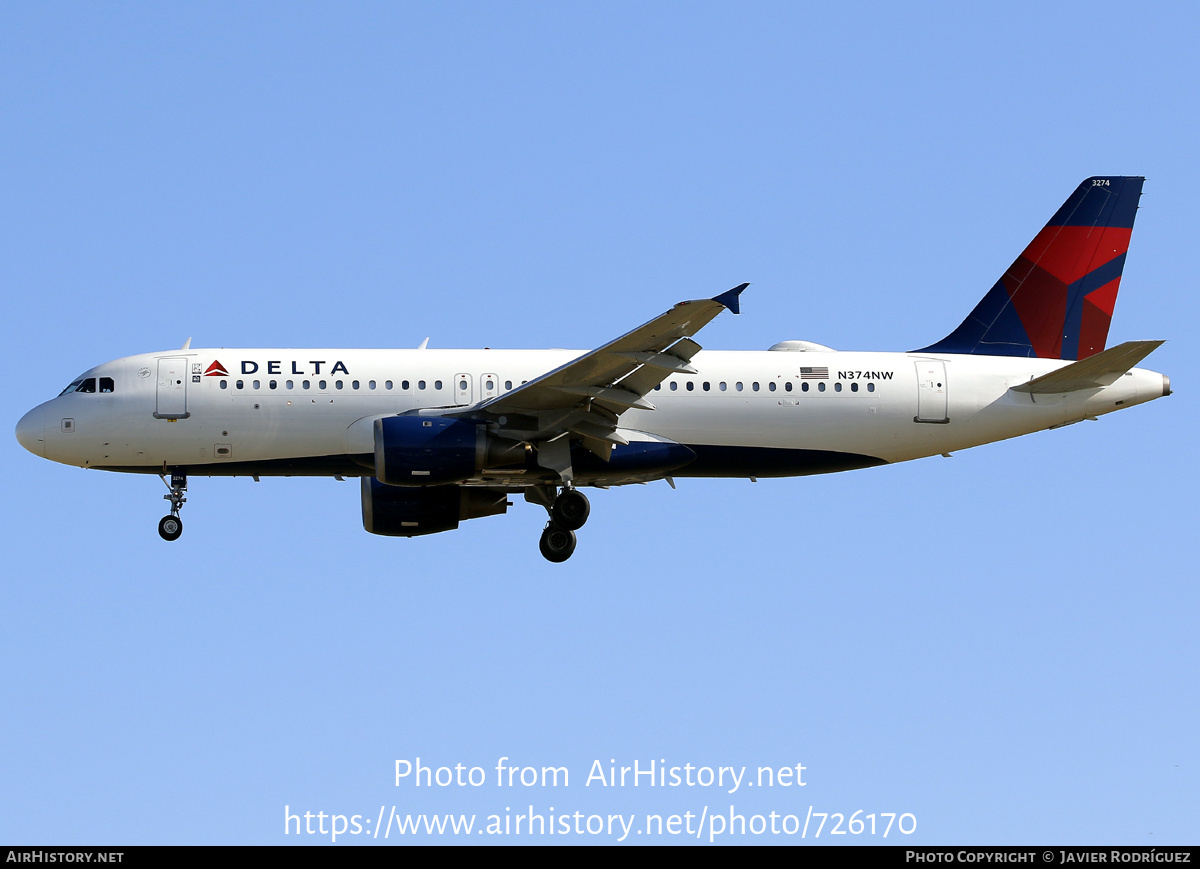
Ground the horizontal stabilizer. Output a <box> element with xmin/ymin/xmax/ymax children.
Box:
<box><xmin>1011</xmin><ymin>340</ymin><xmax>1163</xmax><ymax>393</ymax></box>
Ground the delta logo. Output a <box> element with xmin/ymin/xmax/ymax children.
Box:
<box><xmin>204</xmin><ymin>360</ymin><xmax>229</xmax><ymax>377</ymax></box>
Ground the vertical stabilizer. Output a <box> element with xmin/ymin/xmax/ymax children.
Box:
<box><xmin>918</xmin><ymin>176</ymin><xmax>1144</xmax><ymax>360</ymax></box>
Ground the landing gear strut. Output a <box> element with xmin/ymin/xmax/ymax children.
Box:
<box><xmin>535</xmin><ymin>486</ymin><xmax>590</xmax><ymax>562</ymax></box>
<box><xmin>158</xmin><ymin>471</ymin><xmax>186</xmax><ymax>541</ymax></box>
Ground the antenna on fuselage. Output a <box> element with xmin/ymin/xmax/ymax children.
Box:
<box><xmin>181</xmin><ymin>337</ymin><xmax>192</xmax><ymax>350</ymax></box>
<box><xmin>417</xmin><ymin>337</ymin><xmax>430</xmax><ymax>350</ymax></box>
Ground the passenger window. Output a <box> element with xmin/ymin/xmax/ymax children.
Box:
<box><xmin>818</xmin><ymin>382</ymin><xmax>826</xmax><ymax>392</ymax></box>
<box><xmin>654</xmin><ymin>384</ymin><xmax>661</xmax><ymax>390</ymax></box>
<box><xmin>336</xmin><ymin>380</ymin><xmax>344</xmax><ymax>390</ymax></box>
<box><xmin>319</xmin><ymin>380</ymin><xmax>327</xmax><ymax>390</ymax></box>
<box><xmin>269</xmin><ymin>380</ymin><xmax>277</xmax><ymax>389</ymax></box>
<box><xmin>670</xmin><ymin>382</ymin><xmax>678</xmax><ymax>391</ymax></box>
<box><xmin>253</xmin><ymin>380</ymin><xmax>261</xmax><ymax>389</ymax></box>
<box><xmin>867</xmin><ymin>382</ymin><xmax>875</xmax><ymax>393</ymax></box>
<box><xmin>418</xmin><ymin>381</ymin><xmax>426</xmax><ymax>390</ymax></box>
<box><xmin>435</xmin><ymin>380</ymin><xmax>443</xmax><ymax>390</ymax></box>
<box><xmin>99</xmin><ymin>377</ymin><xmax>115</xmax><ymax>393</ymax></box>
<box><xmin>801</xmin><ymin>382</ymin><xmax>809</xmax><ymax>392</ymax></box>
<box><xmin>768</xmin><ymin>382</ymin><xmax>777</xmax><ymax>392</ymax></box>
<box><xmin>851</xmin><ymin>382</ymin><xmax>859</xmax><ymax>392</ymax></box>
<box><xmin>303</xmin><ymin>380</ymin><xmax>311</xmax><ymax>390</ymax></box>
<box><xmin>505</xmin><ymin>380</ymin><xmax>512</xmax><ymax>390</ymax></box>
<box><xmin>220</xmin><ymin>380</ymin><xmax>228</xmax><ymax>390</ymax></box>
<box><xmin>835</xmin><ymin>382</ymin><xmax>843</xmax><ymax>392</ymax></box>
<box><xmin>719</xmin><ymin>382</ymin><xmax>727</xmax><ymax>391</ymax></box>
<box><xmin>236</xmin><ymin>380</ymin><xmax>244</xmax><ymax>389</ymax></box>
<box><xmin>286</xmin><ymin>380</ymin><xmax>294</xmax><ymax>389</ymax></box>
<box><xmin>752</xmin><ymin>382</ymin><xmax>760</xmax><ymax>391</ymax></box>
<box><xmin>369</xmin><ymin>380</ymin><xmax>376</xmax><ymax>390</ymax></box>
<box><xmin>736</xmin><ymin>382</ymin><xmax>743</xmax><ymax>391</ymax></box>
<box><xmin>784</xmin><ymin>382</ymin><xmax>792</xmax><ymax>392</ymax></box>
<box><xmin>352</xmin><ymin>380</ymin><xmax>360</xmax><ymax>390</ymax></box>
<box><xmin>385</xmin><ymin>380</ymin><xmax>393</xmax><ymax>390</ymax></box>
<box><xmin>686</xmin><ymin>381</ymin><xmax>694</xmax><ymax>391</ymax></box>
<box><xmin>75</xmin><ymin>378</ymin><xmax>96</xmax><ymax>394</ymax></box>
<box><xmin>402</xmin><ymin>380</ymin><xmax>410</xmax><ymax>390</ymax></box>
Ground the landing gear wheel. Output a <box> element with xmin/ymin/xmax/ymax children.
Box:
<box><xmin>158</xmin><ymin>514</ymin><xmax>183</xmax><ymax>541</ymax></box>
<box><xmin>539</xmin><ymin>523</ymin><xmax>577</xmax><ymax>563</ymax></box>
<box><xmin>551</xmin><ymin>488</ymin><xmax>590</xmax><ymax>531</ymax></box>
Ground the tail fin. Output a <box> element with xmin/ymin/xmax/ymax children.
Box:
<box><xmin>917</xmin><ymin>176</ymin><xmax>1144</xmax><ymax>360</ymax></box>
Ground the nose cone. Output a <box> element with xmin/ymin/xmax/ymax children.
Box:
<box><xmin>16</xmin><ymin>405</ymin><xmax>46</xmax><ymax>457</ymax></box>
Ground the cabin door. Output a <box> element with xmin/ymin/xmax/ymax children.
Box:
<box><xmin>914</xmin><ymin>360</ymin><xmax>948</xmax><ymax>424</ymax></box>
<box><xmin>155</xmin><ymin>357</ymin><xmax>190</xmax><ymax>419</ymax></box>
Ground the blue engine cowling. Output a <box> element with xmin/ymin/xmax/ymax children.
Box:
<box><xmin>361</xmin><ymin>478</ymin><xmax>508</xmax><ymax>537</ymax></box>
<box><xmin>374</xmin><ymin>416</ymin><xmax>525</xmax><ymax>486</ymax></box>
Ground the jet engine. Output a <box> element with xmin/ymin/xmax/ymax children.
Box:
<box><xmin>361</xmin><ymin>478</ymin><xmax>508</xmax><ymax>537</ymax></box>
<box><xmin>373</xmin><ymin>416</ymin><xmax>526</xmax><ymax>486</ymax></box>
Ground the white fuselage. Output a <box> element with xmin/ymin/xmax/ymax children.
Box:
<box><xmin>17</xmin><ymin>346</ymin><xmax>1168</xmax><ymax>481</ymax></box>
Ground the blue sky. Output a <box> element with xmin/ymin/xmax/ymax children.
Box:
<box><xmin>2</xmin><ymin>1</ymin><xmax>1196</xmax><ymax>845</ymax></box>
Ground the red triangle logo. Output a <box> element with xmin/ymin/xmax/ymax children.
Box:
<box><xmin>204</xmin><ymin>360</ymin><xmax>229</xmax><ymax>377</ymax></box>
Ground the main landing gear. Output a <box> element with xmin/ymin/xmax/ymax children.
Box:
<box><xmin>536</xmin><ymin>486</ymin><xmax>590</xmax><ymax>563</ymax></box>
<box><xmin>158</xmin><ymin>471</ymin><xmax>187</xmax><ymax>541</ymax></box>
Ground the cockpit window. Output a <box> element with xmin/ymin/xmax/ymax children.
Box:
<box><xmin>59</xmin><ymin>375</ymin><xmax>115</xmax><ymax>395</ymax></box>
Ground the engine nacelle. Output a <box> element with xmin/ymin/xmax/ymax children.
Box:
<box><xmin>374</xmin><ymin>416</ymin><xmax>525</xmax><ymax>486</ymax></box>
<box><xmin>361</xmin><ymin>478</ymin><xmax>508</xmax><ymax>537</ymax></box>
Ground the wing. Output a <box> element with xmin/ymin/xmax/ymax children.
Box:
<box><xmin>450</xmin><ymin>284</ymin><xmax>747</xmax><ymax>464</ymax></box>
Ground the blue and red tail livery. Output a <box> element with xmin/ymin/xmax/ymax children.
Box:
<box><xmin>918</xmin><ymin>176</ymin><xmax>1144</xmax><ymax>360</ymax></box>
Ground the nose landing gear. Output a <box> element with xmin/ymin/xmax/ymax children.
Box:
<box><xmin>534</xmin><ymin>486</ymin><xmax>590</xmax><ymax>563</ymax></box>
<box><xmin>158</xmin><ymin>471</ymin><xmax>187</xmax><ymax>541</ymax></box>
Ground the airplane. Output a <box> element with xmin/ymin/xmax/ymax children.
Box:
<box><xmin>15</xmin><ymin>176</ymin><xmax>1170</xmax><ymax>562</ymax></box>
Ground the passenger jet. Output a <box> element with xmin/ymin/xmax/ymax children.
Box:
<box><xmin>15</xmin><ymin>177</ymin><xmax>1169</xmax><ymax>561</ymax></box>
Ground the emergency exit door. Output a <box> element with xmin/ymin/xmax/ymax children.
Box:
<box><xmin>454</xmin><ymin>373</ymin><xmax>473</xmax><ymax>405</ymax></box>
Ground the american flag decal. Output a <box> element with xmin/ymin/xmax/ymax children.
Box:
<box><xmin>800</xmin><ymin>366</ymin><xmax>829</xmax><ymax>379</ymax></box>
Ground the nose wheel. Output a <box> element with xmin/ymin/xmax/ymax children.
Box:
<box><xmin>158</xmin><ymin>471</ymin><xmax>187</xmax><ymax>541</ymax></box>
<box><xmin>536</xmin><ymin>486</ymin><xmax>590</xmax><ymax>562</ymax></box>
<box><xmin>158</xmin><ymin>514</ymin><xmax>183</xmax><ymax>541</ymax></box>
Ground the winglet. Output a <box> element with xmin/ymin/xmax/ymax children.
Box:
<box><xmin>712</xmin><ymin>283</ymin><xmax>748</xmax><ymax>315</ymax></box>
